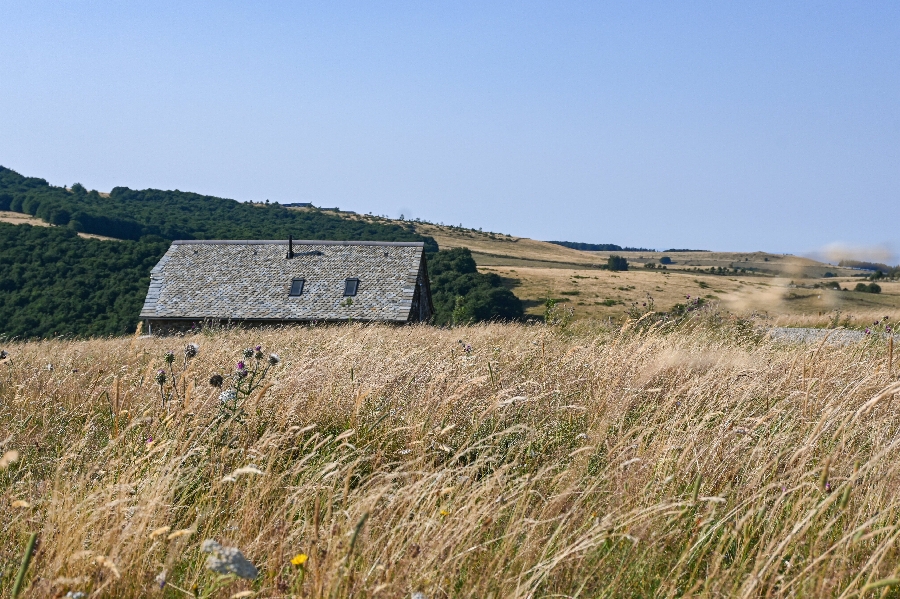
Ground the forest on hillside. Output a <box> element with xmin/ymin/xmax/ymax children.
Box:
<box><xmin>0</xmin><ymin>166</ymin><xmax>436</xmax><ymax>249</ymax></box>
<box><xmin>0</xmin><ymin>167</ymin><xmax>521</xmax><ymax>338</ymax></box>
<box><xmin>548</xmin><ymin>240</ymin><xmax>656</xmax><ymax>252</ymax></box>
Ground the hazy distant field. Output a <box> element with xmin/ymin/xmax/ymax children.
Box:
<box><xmin>409</xmin><ymin>221</ymin><xmax>900</xmax><ymax>324</ymax></box>
<box><xmin>3</xmin><ymin>317</ymin><xmax>900</xmax><ymax>597</ymax></box>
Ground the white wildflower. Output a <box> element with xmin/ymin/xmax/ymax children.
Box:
<box><xmin>231</xmin><ymin>465</ymin><xmax>264</xmax><ymax>477</ymax></box>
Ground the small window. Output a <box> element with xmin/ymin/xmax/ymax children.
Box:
<box><xmin>344</xmin><ymin>278</ymin><xmax>359</xmax><ymax>296</ymax></box>
<box><xmin>289</xmin><ymin>278</ymin><xmax>305</xmax><ymax>296</ymax></box>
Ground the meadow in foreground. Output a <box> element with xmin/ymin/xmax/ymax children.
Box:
<box><xmin>2</xmin><ymin>316</ymin><xmax>899</xmax><ymax>598</ymax></box>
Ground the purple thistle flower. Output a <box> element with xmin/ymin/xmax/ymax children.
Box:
<box><xmin>255</xmin><ymin>345</ymin><xmax>262</xmax><ymax>352</ymax></box>
<box><xmin>236</xmin><ymin>361</ymin><xmax>246</xmax><ymax>370</ymax></box>
<box><xmin>865</xmin><ymin>328</ymin><xmax>871</xmax><ymax>335</ymax></box>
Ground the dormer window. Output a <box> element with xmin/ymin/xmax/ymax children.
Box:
<box><xmin>344</xmin><ymin>278</ymin><xmax>359</xmax><ymax>296</ymax></box>
<box><xmin>289</xmin><ymin>278</ymin><xmax>305</xmax><ymax>296</ymax></box>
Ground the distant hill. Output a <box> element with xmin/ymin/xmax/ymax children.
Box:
<box><xmin>548</xmin><ymin>241</ymin><xmax>656</xmax><ymax>252</ymax></box>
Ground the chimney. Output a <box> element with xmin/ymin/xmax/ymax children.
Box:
<box><xmin>287</xmin><ymin>235</ymin><xmax>294</xmax><ymax>259</ymax></box>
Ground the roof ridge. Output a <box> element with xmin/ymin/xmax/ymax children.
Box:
<box><xmin>171</xmin><ymin>240</ymin><xmax>425</xmax><ymax>247</ymax></box>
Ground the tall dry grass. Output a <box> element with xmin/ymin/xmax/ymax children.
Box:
<box><xmin>1</xmin><ymin>318</ymin><xmax>899</xmax><ymax>598</ymax></box>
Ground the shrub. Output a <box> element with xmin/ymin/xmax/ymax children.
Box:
<box><xmin>427</xmin><ymin>247</ymin><xmax>524</xmax><ymax>325</ymax></box>
<box><xmin>607</xmin><ymin>255</ymin><xmax>628</xmax><ymax>271</ymax></box>
<box><xmin>854</xmin><ymin>282</ymin><xmax>882</xmax><ymax>293</ymax></box>
<box><xmin>659</xmin><ymin>256</ymin><xmax>672</xmax><ymax>265</ymax></box>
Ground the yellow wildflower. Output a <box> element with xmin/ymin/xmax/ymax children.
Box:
<box><xmin>291</xmin><ymin>553</ymin><xmax>308</xmax><ymax>566</ymax></box>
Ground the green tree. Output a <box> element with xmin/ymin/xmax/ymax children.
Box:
<box><xmin>428</xmin><ymin>248</ymin><xmax>523</xmax><ymax>325</ymax></box>
<box><xmin>607</xmin><ymin>255</ymin><xmax>628</xmax><ymax>271</ymax></box>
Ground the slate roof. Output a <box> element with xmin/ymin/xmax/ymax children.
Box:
<box><xmin>140</xmin><ymin>240</ymin><xmax>427</xmax><ymax>323</ymax></box>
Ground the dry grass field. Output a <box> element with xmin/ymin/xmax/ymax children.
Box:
<box><xmin>3</xmin><ymin>316</ymin><xmax>900</xmax><ymax>597</ymax></box>
<box><xmin>393</xmin><ymin>220</ymin><xmax>900</xmax><ymax>324</ymax></box>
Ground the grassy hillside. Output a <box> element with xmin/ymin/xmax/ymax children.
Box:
<box><xmin>2</xmin><ymin>318</ymin><xmax>900</xmax><ymax>596</ymax></box>
<box><xmin>383</xmin><ymin>219</ymin><xmax>899</xmax><ymax>324</ymax></box>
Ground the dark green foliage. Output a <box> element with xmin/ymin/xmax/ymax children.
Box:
<box><xmin>0</xmin><ymin>223</ymin><xmax>168</xmax><ymax>338</ymax></box>
<box><xmin>659</xmin><ymin>256</ymin><xmax>673</xmax><ymax>265</ymax></box>
<box><xmin>607</xmin><ymin>255</ymin><xmax>628</xmax><ymax>271</ymax></box>
<box><xmin>0</xmin><ymin>166</ymin><xmax>436</xmax><ymax>251</ymax></box>
<box><xmin>548</xmin><ymin>241</ymin><xmax>655</xmax><ymax>252</ymax></box>
<box><xmin>839</xmin><ymin>259</ymin><xmax>891</xmax><ymax>272</ymax></box>
<box><xmin>427</xmin><ymin>248</ymin><xmax>524</xmax><ymax>325</ymax></box>
<box><xmin>854</xmin><ymin>282</ymin><xmax>882</xmax><ymax>293</ymax></box>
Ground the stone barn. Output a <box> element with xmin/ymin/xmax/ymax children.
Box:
<box><xmin>140</xmin><ymin>239</ymin><xmax>433</xmax><ymax>333</ymax></box>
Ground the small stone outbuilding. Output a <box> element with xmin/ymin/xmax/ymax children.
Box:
<box><xmin>140</xmin><ymin>239</ymin><xmax>433</xmax><ymax>333</ymax></box>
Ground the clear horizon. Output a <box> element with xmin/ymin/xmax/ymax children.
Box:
<box><xmin>1</xmin><ymin>2</ymin><xmax>898</xmax><ymax>258</ymax></box>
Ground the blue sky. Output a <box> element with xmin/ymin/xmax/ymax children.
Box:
<box><xmin>1</xmin><ymin>2</ymin><xmax>898</xmax><ymax>255</ymax></box>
